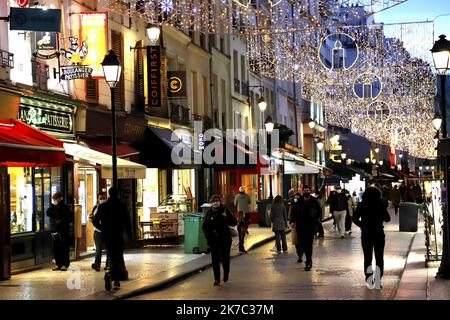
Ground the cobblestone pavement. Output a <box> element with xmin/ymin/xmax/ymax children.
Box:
<box><xmin>131</xmin><ymin>214</ymin><xmax>416</xmax><ymax>300</ymax></box>
<box><xmin>0</xmin><ymin>226</ymin><xmax>273</xmax><ymax>300</ymax></box>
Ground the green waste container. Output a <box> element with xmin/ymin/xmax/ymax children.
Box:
<box><xmin>183</xmin><ymin>213</ymin><xmax>209</xmax><ymax>254</ymax></box>
<box><xmin>399</xmin><ymin>202</ymin><xmax>420</xmax><ymax>232</ymax></box>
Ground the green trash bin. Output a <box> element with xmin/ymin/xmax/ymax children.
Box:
<box><xmin>399</xmin><ymin>202</ymin><xmax>420</xmax><ymax>232</ymax></box>
<box><xmin>183</xmin><ymin>213</ymin><xmax>209</xmax><ymax>254</ymax></box>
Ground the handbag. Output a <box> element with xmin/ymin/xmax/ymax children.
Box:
<box><xmin>229</xmin><ymin>225</ymin><xmax>238</xmax><ymax>237</ymax></box>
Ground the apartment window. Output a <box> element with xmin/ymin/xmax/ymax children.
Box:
<box><xmin>240</xmin><ymin>54</ymin><xmax>246</xmax><ymax>83</ymax></box>
<box><xmin>192</xmin><ymin>71</ymin><xmax>198</xmax><ymax>114</ymax></box>
<box><xmin>234</xmin><ymin>111</ymin><xmax>241</xmax><ymax>129</ymax></box>
<box><xmin>213</xmin><ymin>74</ymin><xmax>218</xmax><ymax>121</ymax></box>
<box><xmin>111</xmin><ymin>30</ymin><xmax>125</xmax><ymax>111</ymax></box>
<box><xmin>221</xmin><ymin>79</ymin><xmax>227</xmax><ymax>126</ymax></box>
<box><xmin>244</xmin><ymin>116</ymin><xmax>249</xmax><ymax>145</ymax></box>
<box><xmin>200</xmin><ymin>32</ymin><xmax>206</xmax><ymax>49</ymax></box>
<box><xmin>203</xmin><ymin>76</ymin><xmax>209</xmax><ymax>116</ymax></box>
<box><xmin>220</xmin><ymin>37</ymin><xmax>225</xmax><ymax>53</ymax></box>
<box><xmin>233</xmin><ymin>50</ymin><xmax>238</xmax><ymax>81</ymax></box>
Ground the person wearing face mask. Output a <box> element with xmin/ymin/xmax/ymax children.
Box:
<box><xmin>46</xmin><ymin>192</ymin><xmax>74</xmax><ymax>271</ymax></box>
<box><xmin>90</xmin><ymin>193</ymin><xmax>107</xmax><ymax>272</ymax></box>
<box><xmin>202</xmin><ymin>194</ymin><xmax>238</xmax><ymax>286</ymax></box>
<box><xmin>290</xmin><ymin>187</ymin><xmax>322</xmax><ymax>271</ymax></box>
<box><xmin>326</xmin><ymin>185</ymin><xmax>349</xmax><ymax>238</ymax></box>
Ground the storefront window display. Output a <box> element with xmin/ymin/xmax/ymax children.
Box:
<box><xmin>422</xmin><ymin>179</ymin><xmax>443</xmax><ymax>262</ymax></box>
<box><xmin>9</xmin><ymin>167</ymin><xmax>33</xmax><ymax>234</ymax></box>
<box><xmin>9</xmin><ymin>167</ymin><xmax>61</xmax><ymax>234</ymax></box>
<box><xmin>241</xmin><ymin>174</ymin><xmax>258</xmax><ymax>212</ymax></box>
<box><xmin>173</xmin><ymin>169</ymin><xmax>195</xmax><ymax>198</ymax></box>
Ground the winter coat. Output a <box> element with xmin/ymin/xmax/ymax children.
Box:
<box><xmin>290</xmin><ymin>196</ymin><xmax>322</xmax><ymax>235</ymax></box>
<box><xmin>353</xmin><ymin>198</ymin><xmax>391</xmax><ymax>236</ymax></box>
<box><xmin>46</xmin><ymin>202</ymin><xmax>73</xmax><ymax>237</ymax></box>
<box><xmin>93</xmin><ymin>198</ymin><xmax>132</xmax><ymax>247</ymax></box>
<box><xmin>234</xmin><ymin>192</ymin><xmax>251</xmax><ymax>214</ymax></box>
<box><xmin>327</xmin><ymin>192</ymin><xmax>348</xmax><ymax>212</ymax></box>
<box><xmin>389</xmin><ymin>188</ymin><xmax>401</xmax><ymax>205</ymax></box>
<box><xmin>270</xmin><ymin>203</ymin><xmax>288</xmax><ymax>231</ymax></box>
<box><xmin>202</xmin><ymin>205</ymin><xmax>237</xmax><ymax>249</ymax></box>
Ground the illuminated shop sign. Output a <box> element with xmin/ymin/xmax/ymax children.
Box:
<box><xmin>80</xmin><ymin>12</ymin><xmax>108</xmax><ymax>78</ymax></box>
<box><xmin>19</xmin><ymin>106</ymin><xmax>73</xmax><ymax>134</ymax></box>
<box><xmin>146</xmin><ymin>46</ymin><xmax>161</xmax><ymax>112</ymax></box>
<box><xmin>10</xmin><ymin>8</ymin><xmax>61</xmax><ymax>32</ymax></box>
<box><xmin>168</xmin><ymin>71</ymin><xmax>186</xmax><ymax>98</ymax></box>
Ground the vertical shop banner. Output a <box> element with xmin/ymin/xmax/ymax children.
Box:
<box><xmin>147</xmin><ymin>46</ymin><xmax>161</xmax><ymax>112</ymax></box>
<box><xmin>80</xmin><ymin>12</ymin><xmax>108</xmax><ymax>78</ymax></box>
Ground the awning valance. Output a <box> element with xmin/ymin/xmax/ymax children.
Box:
<box><xmin>271</xmin><ymin>149</ymin><xmax>326</xmax><ymax>174</ymax></box>
<box><xmin>0</xmin><ymin>119</ymin><xmax>65</xmax><ymax>167</ymax></box>
<box><xmin>64</xmin><ymin>143</ymin><xmax>146</xmax><ymax>179</ymax></box>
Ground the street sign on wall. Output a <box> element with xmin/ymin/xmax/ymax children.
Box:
<box><xmin>10</xmin><ymin>8</ymin><xmax>61</xmax><ymax>32</ymax></box>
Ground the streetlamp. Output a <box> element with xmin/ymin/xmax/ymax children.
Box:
<box><xmin>365</xmin><ymin>157</ymin><xmax>370</xmax><ymax>164</ymax></box>
<box><xmin>265</xmin><ymin>116</ymin><xmax>274</xmax><ymax>200</ymax></box>
<box><xmin>431</xmin><ymin>34</ymin><xmax>450</xmax><ymax>278</ymax></box>
<box><xmin>374</xmin><ymin>147</ymin><xmax>380</xmax><ymax>154</ymax></box>
<box><xmin>341</xmin><ymin>152</ymin><xmax>347</xmax><ymax>160</ymax></box>
<box><xmin>146</xmin><ymin>23</ymin><xmax>161</xmax><ymax>44</ymax></box>
<box><xmin>316</xmin><ymin>140</ymin><xmax>324</xmax><ymax>151</ymax></box>
<box><xmin>258</xmin><ymin>97</ymin><xmax>267</xmax><ymax>112</ymax></box>
<box><xmin>308</xmin><ymin>119</ymin><xmax>315</xmax><ymax>129</ymax></box>
<box><xmin>101</xmin><ymin>50</ymin><xmax>122</xmax><ymax>190</ymax></box>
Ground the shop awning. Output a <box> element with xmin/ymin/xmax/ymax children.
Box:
<box><xmin>270</xmin><ymin>149</ymin><xmax>327</xmax><ymax>174</ymax></box>
<box><xmin>80</xmin><ymin>137</ymin><xmax>140</xmax><ymax>162</ymax></box>
<box><xmin>137</xmin><ymin>126</ymin><xmax>200</xmax><ymax>169</ymax></box>
<box><xmin>64</xmin><ymin>143</ymin><xmax>146</xmax><ymax>179</ymax></box>
<box><xmin>0</xmin><ymin>119</ymin><xmax>65</xmax><ymax>167</ymax></box>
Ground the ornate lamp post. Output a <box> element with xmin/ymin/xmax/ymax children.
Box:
<box><xmin>431</xmin><ymin>34</ymin><xmax>450</xmax><ymax>278</ymax></box>
<box><xmin>101</xmin><ymin>50</ymin><xmax>122</xmax><ymax>190</ymax></box>
<box><xmin>265</xmin><ymin>116</ymin><xmax>274</xmax><ymax>200</ymax></box>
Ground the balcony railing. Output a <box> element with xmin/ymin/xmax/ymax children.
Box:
<box><xmin>170</xmin><ymin>103</ymin><xmax>191</xmax><ymax>126</ymax></box>
<box><xmin>0</xmin><ymin>49</ymin><xmax>14</xmax><ymax>69</ymax></box>
<box><xmin>241</xmin><ymin>81</ymin><xmax>249</xmax><ymax>97</ymax></box>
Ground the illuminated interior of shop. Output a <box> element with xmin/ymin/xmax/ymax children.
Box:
<box><xmin>9</xmin><ymin>167</ymin><xmax>33</xmax><ymax>234</ymax></box>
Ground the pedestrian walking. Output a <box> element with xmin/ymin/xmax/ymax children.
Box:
<box><xmin>93</xmin><ymin>187</ymin><xmax>132</xmax><ymax>291</ymax></box>
<box><xmin>353</xmin><ymin>187</ymin><xmax>391</xmax><ymax>289</ymax></box>
<box><xmin>326</xmin><ymin>185</ymin><xmax>348</xmax><ymax>238</ymax></box>
<box><xmin>290</xmin><ymin>186</ymin><xmax>322</xmax><ymax>271</ymax></box>
<box><xmin>203</xmin><ymin>194</ymin><xmax>238</xmax><ymax>286</ymax></box>
<box><xmin>270</xmin><ymin>195</ymin><xmax>288</xmax><ymax>253</ymax></box>
<box><xmin>381</xmin><ymin>183</ymin><xmax>390</xmax><ymax>208</ymax></box>
<box><xmin>234</xmin><ymin>186</ymin><xmax>251</xmax><ymax>251</ymax></box>
<box><xmin>89</xmin><ymin>193</ymin><xmax>107</xmax><ymax>272</ymax></box>
<box><xmin>389</xmin><ymin>184</ymin><xmax>401</xmax><ymax>215</ymax></box>
<box><xmin>314</xmin><ymin>192</ymin><xmax>325</xmax><ymax>238</ymax></box>
<box><xmin>344</xmin><ymin>189</ymin><xmax>355</xmax><ymax>235</ymax></box>
<box><xmin>47</xmin><ymin>191</ymin><xmax>73</xmax><ymax>271</ymax></box>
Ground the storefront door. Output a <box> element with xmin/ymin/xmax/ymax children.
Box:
<box><xmin>0</xmin><ymin>170</ymin><xmax>11</xmax><ymax>280</ymax></box>
<box><xmin>78</xmin><ymin>169</ymin><xmax>97</xmax><ymax>252</ymax></box>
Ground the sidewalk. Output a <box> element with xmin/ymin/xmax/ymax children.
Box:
<box><xmin>0</xmin><ymin>225</ymin><xmax>275</xmax><ymax>300</ymax></box>
<box><xmin>395</xmin><ymin>221</ymin><xmax>450</xmax><ymax>300</ymax></box>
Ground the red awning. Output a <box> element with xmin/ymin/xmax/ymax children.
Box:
<box><xmin>0</xmin><ymin>119</ymin><xmax>66</xmax><ymax>167</ymax></box>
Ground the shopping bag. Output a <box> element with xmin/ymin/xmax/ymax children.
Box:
<box><xmin>229</xmin><ymin>225</ymin><xmax>238</xmax><ymax>237</ymax></box>
<box><xmin>290</xmin><ymin>223</ymin><xmax>297</xmax><ymax>245</ymax></box>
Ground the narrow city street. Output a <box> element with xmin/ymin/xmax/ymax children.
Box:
<box><xmin>131</xmin><ymin>215</ymin><xmax>415</xmax><ymax>300</ymax></box>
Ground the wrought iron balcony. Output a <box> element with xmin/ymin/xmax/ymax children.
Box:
<box><xmin>0</xmin><ymin>49</ymin><xmax>14</xmax><ymax>69</ymax></box>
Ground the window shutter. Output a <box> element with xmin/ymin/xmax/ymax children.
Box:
<box><xmin>111</xmin><ymin>30</ymin><xmax>125</xmax><ymax>111</ymax></box>
<box><xmin>85</xmin><ymin>78</ymin><xmax>98</xmax><ymax>101</ymax></box>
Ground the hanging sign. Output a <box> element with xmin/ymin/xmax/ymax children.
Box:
<box><xmin>33</xmin><ymin>52</ymin><xmax>59</xmax><ymax>60</ymax></box>
<box><xmin>17</xmin><ymin>0</ymin><xmax>29</xmax><ymax>7</ymax></box>
<box><xmin>10</xmin><ymin>8</ymin><xmax>61</xmax><ymax>32</ymax></box>
<box><xmin>80</xmin><ymin>12</ymin><xmax>108</xmax><ymax>78</ymax></box>
<box><xmin>36</xmin><ymin>31</ymin><xmax>57</xmax><ymax>50</ymax></box>
<box><xmin>146</xmin><ymin>46</ymin><xmax>161</xmax><ymax>112</ymax></box>
<box><xmin>168</xmin><ymin>71</ymin><xmax>187</xmax><ymax>98</ymax></box>
<box><xmin>60</xmin><ymin>66</ymin><xmax>93</xmax><ymax>80</ymax></box>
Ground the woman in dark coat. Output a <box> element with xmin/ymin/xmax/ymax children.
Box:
<box><xmin>202</xmin><ymin>194</ymin><xmax>238</xmax><ymax>286</ymax></box>
<box><xmin>353</xmin><ymin>187</ymin><xmax>391</xmax><ymax>289</ymax></box>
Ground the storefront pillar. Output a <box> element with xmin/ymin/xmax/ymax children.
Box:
<box><xmin>0</xmin><ymin>167</ymin><xmax>11</xmax><ymax>280</ymax></box>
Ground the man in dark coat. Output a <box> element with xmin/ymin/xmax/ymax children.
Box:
<box><xmin>203</xmin><ymin>194</ymin><xmax>237</xmax><ymax>286</ymax></box>
<box><xmin>47</xmin><ymin>191</ymin><xmax>73</xmax><ymax>271</ymax></box>
<box><xmin>353</xmin><ymin>187</ymin><xmax>391</xmax><ymax>289</ymax></box>
<box><xmin>290</xmin><ymin>186</ymin><xmax>322</xmax><ymax>271</ymax></box>
<box><xmin>93</xmin><ymin>187</ymin><xmax>132</xmax><ymax>291</ymax></box>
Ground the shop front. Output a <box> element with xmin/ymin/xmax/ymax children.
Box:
<box><xmin>63</xmin><ymin>142</ymin><xmax>146</xmax><ymax>256</ymax></box>
<box><xmin>0</xmin><ymin>119</ymin><xmax>66</xmax><ymax>279</ymax></box>
<box><xmin>135</xmin><ymin>125</ymin><xmax>199</xmax><ymax>243</ymax></box>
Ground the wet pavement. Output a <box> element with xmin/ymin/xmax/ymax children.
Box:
<box><xmin>0</xmin><ymin>226</ymin><xmax>273</xmax><ymax>300</ymax></box>
<box><xmin>131</xmin><ymin>214</ymin><xmax>416</xmax><ymax>300</ymax></box>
